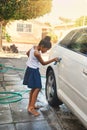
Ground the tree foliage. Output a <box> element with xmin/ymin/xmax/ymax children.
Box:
<box><xmin>15</xmin><ymin>0</ymin><xmax>52</xmax><ymax>20</ymax></box>
<box><xmin>48</xmin><ymin>30</ymin><xmax>58</xmax><ymax>43</ymax></box>
<box><xmin>0</xmin><ymin>0</ymin><xmax>52</xmax><ymax>24</ymax></box>
<box><xmin>75</xmin><ymin>16</ymin><xmax>87</xmax><ymax>27</ymax></box>
<box><xmin>0</xmin><ymin>0</ymin><xmax>52</xmax><ymax>49</ymax></box>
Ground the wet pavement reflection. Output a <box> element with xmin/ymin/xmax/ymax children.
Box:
<box><xmin>0</xmin><ymin>54</ymin><xmax>87</xmax><ymax>130</ymax></box>
<box><xmin>0</xmin><ymin>56</ymin><xmax>62</xmax><ymax>130</ymax></box>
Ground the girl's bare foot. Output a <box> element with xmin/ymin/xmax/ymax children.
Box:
<box><xmin>28</xmin><ymin>108</ymin><xmax>40</xmax><ymax>116</ymax></box>
<box><xmin>27</xmin><ymin>105</ymin><xmax>41</xmax><ymax>110</ymax></box>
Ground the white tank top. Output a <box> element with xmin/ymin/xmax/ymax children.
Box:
<box><xmin>26</xmin><ymin>47</ymin><xmax>40</xmax><ymax>69</ymax></box>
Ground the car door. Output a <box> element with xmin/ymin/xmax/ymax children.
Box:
<box><xmin>57</xmin><ymin>27</ymin><xmax>87</xmax><ymax>124</ymax></box>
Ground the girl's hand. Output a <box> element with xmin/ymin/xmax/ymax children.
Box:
<box><xmin>54</xmin><ymin>57</ymin><xmax>62</xmax><ymax>65</ymax></box>
<box><xmin>53</xmin><ymin>57</ymin><xmax>59</xmax><ymax>62</ymax></box>
<box><xmin>54</xmin><ymin>57</ymin><xmax>62</xmax><ymax>62</ymax></box>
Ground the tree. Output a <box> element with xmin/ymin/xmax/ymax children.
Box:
<box><xmin>0</xmin><ymin>0</ymin><xmax>52</xmax><ymax>50</ymax></box>
<box><xmin>74</xmin><ymin>16</ymin><xmax>87</xmax><ymax>27</ymax></box>
<box><xmin>48</xmin><ymin>30</ymin><xmax>58</xmax><ymax>44</ymax></box>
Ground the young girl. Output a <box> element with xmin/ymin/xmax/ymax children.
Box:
<box><xmin>23</xmin><ymin>36</ymin><xmax>58</xmax><ymax>116</ymax></box>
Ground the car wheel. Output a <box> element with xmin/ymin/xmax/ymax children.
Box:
<box><xmin>45</xmin><ymin>70</ymin><xmax>62</xmax><ymax>107</ymax></box>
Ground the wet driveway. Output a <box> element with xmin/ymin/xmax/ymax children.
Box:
<box><xmin>0</xmin><ymin>54</ymin><xmax>87</xmax><ymax>130</ymax></box>
<box><xmin>0</xmin><ymin>55</ymin><xmax>62</xmax><ymax>130</ymax></box>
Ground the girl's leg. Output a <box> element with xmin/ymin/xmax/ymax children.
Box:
<box><xmin>28</xmin><ymin>88</ymin><xmax>41</xmax><ymax>116</ymax></box>
<box><xmin>27</xmin><ymin>89</ymin><xmax>35</xmax><ymax>110</ymax></box>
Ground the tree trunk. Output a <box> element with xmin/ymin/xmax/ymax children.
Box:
<box><xmin>0</xmin><ymin>24</ymin><xmax>2</xmax><ymax>51</ymax></box>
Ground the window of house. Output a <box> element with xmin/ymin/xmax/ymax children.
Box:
<box><xmin>17</xmin><ymin>23</ymin><xmax>32</xmax><ymax>32</ymax></box>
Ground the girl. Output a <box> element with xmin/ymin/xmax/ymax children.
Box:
<box><xmin>23</xmin><ymin>36</ymin><xmax>58</xmax><ymax>116</ymax></box>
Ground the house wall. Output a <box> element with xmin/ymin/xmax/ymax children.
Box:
<box><xmin>6</xmin><ymin>20</ymin><xmax>48</xmax><ymax>44</ymax></box>
<box><xmin>5</xmin><ymin>20</ymin><xmax>74</xmax><ymax>46</ymax></box>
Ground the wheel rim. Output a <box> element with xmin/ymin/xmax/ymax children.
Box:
<box><xmin>46</xmin><ymin>74</ymin><xmax>55</xmax><ymax>102</ymax></box>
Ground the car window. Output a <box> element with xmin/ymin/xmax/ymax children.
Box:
<box><xmin>59</xmin><ymin>29</ymin><xmax>77</xmax><ymax>47</ymax></box>
<box><xmin>67</xmin><ymin>28</ymin><xmax>87</xmax><ymax>55</ymax></box>
<box><xmin>59</xmin><ymin>27</ymin><xmax>87</xmax><ymax>56</ymax></box>
<box><xmin>77</xmin><ymin>34</ymin><xmax>87</xmax><ymax>55</ymax></box>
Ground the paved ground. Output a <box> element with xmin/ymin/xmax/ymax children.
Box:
<box><xmin>0</xmin><ymin>53</ymin><xmax>62</xmax><ymax>130</ymax></box>
<box><xmin>0</xmin><ymin>52</ymin><xmax>87</xmax><ymax>130</ymax></box>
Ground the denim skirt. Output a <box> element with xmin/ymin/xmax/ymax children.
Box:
<box><xmin>23</xmin><ymin>67</ymin><xmax>42</xmax><ymax>89</ymax></box>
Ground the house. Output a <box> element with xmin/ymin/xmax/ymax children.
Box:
<box><xmin>5</xmin><ymin>20</ymin><xmax>51</xmax><ymax>44</ymax></box>
<box><xmin>3</xmin><ymin>20</ymin><xmax>75</xmax><ymax>52</ymax></box>
<box><xmin>54</xmin><ymin>23</ymin><xmax>74</xmax><ymax>39</ymax></box>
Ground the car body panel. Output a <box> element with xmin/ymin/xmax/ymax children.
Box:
<box><xmin>46</xmin><ymin>27</ymin><xmax>87</xmax><ymax>128</ymax></box>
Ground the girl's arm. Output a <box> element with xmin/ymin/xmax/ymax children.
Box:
<box><xmin>34</xmin><ymin>51</ymin><xmax>58</xmax><ymax>65</ymax></box>
<box><xmin>26</xmin><ymin>49</ymin><xmax>30</xmax><ymax>57</ymax></box>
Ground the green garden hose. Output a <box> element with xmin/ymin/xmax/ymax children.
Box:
<box><xmin>0</xmin><ymin>90</ymin><xmax>30</xmax><ymax>104</ymax></box>
<box><xmin>0</xmin><ymin>63</ymin><xmax>24</xmax><ymax>73</ymax></box>
<box><xmin>0</xmin><ymin>63</ymin><xmax>46</xmax><ymax>104</ymax></box>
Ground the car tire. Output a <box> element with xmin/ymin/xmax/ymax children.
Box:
<box><xmin>45</xmin><ymin>70</ymin><xmax>62</xmax><ymax>107</ymax></box>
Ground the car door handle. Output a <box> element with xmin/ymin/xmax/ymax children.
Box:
<box><xmin>83</xmin><ymin>69</ymin><xmax>87</xmax><ymax>76</ymax></box>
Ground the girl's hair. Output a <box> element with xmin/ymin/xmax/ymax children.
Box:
<box><xmin>38</xmin><ymin>36</ymin><xmax>52</xmax><ymax>49</ymax></box>
<box><xmin>44</xmin><ymin>36</ymin><xmax>51</xmax><ymax>41</ymax></box>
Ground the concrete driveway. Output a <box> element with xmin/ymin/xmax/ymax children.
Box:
<box><xmin>0</xmin><ymin>54</ymin><xmax>62</xmax><ymax>130</ymax></box>
<box><xmin>0</xmin><ymin>52</ymin><xmax>87</xmax><ymax>130</ymax></box>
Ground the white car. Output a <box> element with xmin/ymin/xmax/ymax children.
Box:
<box><xmin>45</xmin><ymin>26</ymin><xmax>87</xmax><ymax>128</ymax></box>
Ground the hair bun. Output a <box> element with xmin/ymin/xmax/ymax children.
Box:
<box><xmin>44</xmin><ymin>36</ymin><xmax>51</xmax><ymax>41</ymax></box>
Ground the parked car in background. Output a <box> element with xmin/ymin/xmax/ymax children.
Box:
<box><xmin>45</xmin><ymin>26</ymin><xmax>87</xmax><ymax>128</ymax></box>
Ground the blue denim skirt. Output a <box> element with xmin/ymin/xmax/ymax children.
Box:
<box><xmin>23</xmin><ymin>67</ymin><xmax>42</xmax><ymax>89</ymax></box>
